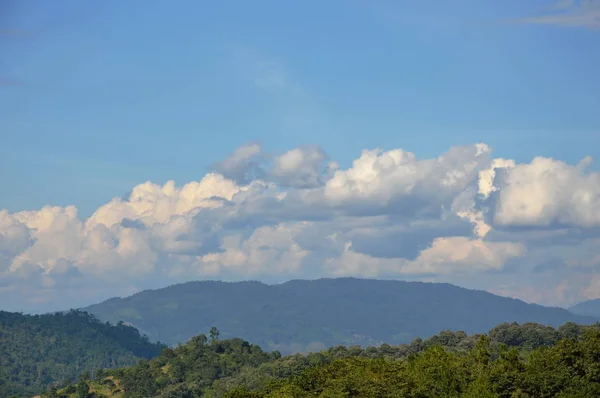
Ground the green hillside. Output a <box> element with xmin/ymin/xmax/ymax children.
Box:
<box><xmin>0</xmin><ymin>310</ymin><xmax>165</xmax><ymax>397</ymax></box>
<box><xmin>84</xmin><ymin>278</ymin><xmax>597</xmax><ymax>354</ymax></box>
<box><xmin>47</xmin><ymin>322</ymin><xmax>600</xmax><ymax>398</ymax></box>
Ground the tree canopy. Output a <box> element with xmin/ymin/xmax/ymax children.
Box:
<box><xmin>0</xmin><ymin>309</ymin><xmax>165</xmax><ymax>397</ymax></box>
<box><xmin>46</xmin><ymin>322</ymin><xmax>600</xmax><ymax>398</ymax></box>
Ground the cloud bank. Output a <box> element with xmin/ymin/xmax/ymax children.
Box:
<box><xmin>2</xmin><ymin>143</ymin><xmax>600</xmax><ymax>312</ymax></box>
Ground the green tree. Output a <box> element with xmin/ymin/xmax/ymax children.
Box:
<box><xmin>210</xmin><ymin>326</ymin><xmax>220</xmax><ymax>341</ymax></box>
<box><xmin>76</xmin><ymin>379</ymin><xmax>90</xmax><ymax>398</ymax></box>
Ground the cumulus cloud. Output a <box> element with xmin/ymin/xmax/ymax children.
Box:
<box><xmin>324</xmin><ymin>144</ymin><xmax>492</xmax><ymax>219</ymax></box>
<box><xmin>323</xmin><ymin>237</ymin><xmax>524</xmax><ymax>278</ymax></box>
<box><xmin>404</xmin><ymin>237</ymin><xmax>525</xmax><ymax>275</ymax></box>
<box><xmin>211</xmin><ymin>143</ymin><xmax>266</xmax><ymax>184</ymax></box>
<box><xmin>271</xmin><ymin>146</ymin><xmax>339</xmax><ymax>188</ymax></box>
<box><xmin>0</xmin><ymin>210</ymin><xmax>32</xmax><ymax>271</ymax></box>
<box><xmin>212</xmin><ymin>144</ymin><xmax>338</xmax><ymax>188</ymax></box>
<box><xmin>1</xmin><ymin>142</ymin><xmax>599</xmax><ymax>311</ymax></box>
<box><xmin>482</xmin><ymin>156</ymin><xmax>600</xmax><ymax>228</ymax></box>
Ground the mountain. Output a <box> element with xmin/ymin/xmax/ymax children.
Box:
<box><xmin>0</xmin><ymin>309</ymin><xmax>165</xmax><ymax>397</ymax></box>
<box><xmin>83</xmin><ymin>278</ymin><xmax>596</xmax><ymax>354</ymax></box>
<box><xmin>570</xmin><ymin>298</ymin><xmax>600</xmax><ymax>318</ymax></box>
<box><xmin>49</xmin><ymin>322</ymin><xmax>600</xmax><ymax>398</ymax></box>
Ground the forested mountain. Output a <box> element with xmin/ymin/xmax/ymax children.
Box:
<box><xmin>84</xmin><ymin>278</ymin><xmax>596</xmax><ymax>354</ymax></box>
<box><xmin>47</xmin><ymin>322</ymin><xmax>600</xmax><ymax>397</ymax></box>
<box><xmin>0</xmin><ymin>310</ymin><xmax>165</xmax><ymax>397</ymax></box>
<box><xmin>570</xmin><ymin>298</ymin><xmax>600</xmax><ymax>318</ymax></box>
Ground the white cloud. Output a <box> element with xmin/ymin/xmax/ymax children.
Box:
<box><xmin>196</xmin><ymin>223</ymin><xmax>311</xmax><ymax>276</ymax></box>
<box><xmin>0</xmin><ymin>210</ymin><xmax>33</xmax><ymax>272</ymax></box>
<box><xmin>271</xmin><ymin>146</ymin><xmax>339</xmax><ymax>188</ymax></box>
<box><xmin>581</xmin><ymin>274</ymin><xmax>600</xmax><ymax>300</ymax></box>
<box><xmin>323</xmin><ymin>237</ymin><xmax>524</xmax><ymax>278</ymax></box>
<box><xmin>211</xmin><ymin>143</ymin><xmax>265</xmax><ymax>184</ymax></box>
<box><xmin>404</xmin><ymin>237</ymin><xmax>525</xmax><ymax>275</ymax></box>
<box><xmin>483</xmin><ymin>156</ymin><xmax>600</xmax><ymax>228</ymax></box>
<box><xmin>323</xmin><ymin>144</ymin><xmax>491</xmax><ymax>218</ymax></box>
<box><xmin>1</xmin><ymin>142</ymin><xmax>599</xmax><ymax>311</ymax></box>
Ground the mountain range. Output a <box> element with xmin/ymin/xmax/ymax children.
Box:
<box><xmin>83</xmin><ymin>278</ymin><xmax>597</xmax><ymax>354</ymax></box>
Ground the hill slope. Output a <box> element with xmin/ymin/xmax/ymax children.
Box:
<box><xmin>50</xmin><ymin>322</ymin><xmax>600</xmax><ymax>398</ymax></box>
<box><xmin>0</xmin><ymin>309</ymin><xmax>165</xmax><ymax>397</ymax></box>
<box><xmin>83</xmin><ymin>278</ymin><xmax>596</xmax><ymax>354</ymax></box>
<box><xmin>570</xmin><ymin>298</ymin><xmax>600</xmax><ymax>318</ymax></box>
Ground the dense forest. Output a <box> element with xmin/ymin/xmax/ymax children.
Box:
<box><xmin>45</xmin><ymin>321</ymin><xmax>600</xmax><ymax>398</ymax></box>
<box><xmin>0</xmin><ymin>310</ymin><xmax>165</xmax><ymax>397</ymax></box>
<box><xmin>84</xmin><ymin>278</ymin><xmax>596</xmax><ymax>353</ymax></box>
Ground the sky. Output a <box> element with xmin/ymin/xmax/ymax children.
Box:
<box><xmin>1</xmin><ymin>0</ymin><xmax>599</xmax><ymax>312</ymax></box>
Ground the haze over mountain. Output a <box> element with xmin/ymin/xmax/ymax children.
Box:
<box><xmin>570</xmin><ymin>299</ymin><xmax>600</xmax><ymax>318</ymax></box>
<box><xmin>84</xmin><ymin>278</ymin><xmax>596</xmax><ymax>354</ymax></box>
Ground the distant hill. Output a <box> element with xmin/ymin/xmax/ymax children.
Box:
<box><xmin>0</xmin><ymin>309</ymin><xmax>165</xmax><ymax>397</ymax></box>
<box><xmin>83</xmin><ymin>278</ymin><xmax>596</xmax><ymax>354</ymax></box>
<box><xmin>570</xmin><ymin>298</ymin><xmax>600</xmax><ymax>318</ymax></box>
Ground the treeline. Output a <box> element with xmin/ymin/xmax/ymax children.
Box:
<box><xmin>46</xmin><ymin>321</ymin><xmax>600</xmax><ymax>397</ymax></box>
<box><xmin>0</xmin><ymin>310</ymin><xmax>165</xmax><ymax>397</ymax></box>
<box><xmin>229</xmin><ymin>330</ymin><xmax>600</xmax><ymax>397</ymax></box>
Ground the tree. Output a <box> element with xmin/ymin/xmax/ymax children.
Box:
<box><xmin>210</xmin><ymin>326</ymin><xmax>220</xmax><ymax>341</ymax></box>
<box><xmin>96</xmin><ymin>368</ymin><xmax>106</xmax><ymax>380</ymax></box>
<box><xmin>41</xmin><ymin>386</ymin><xmax>59</xmax><ymax>398</ymax></box>
<box><xmin>76</xmin><ymin>379</ymin><xmax>90</xmax><ymax>398</ymax></box>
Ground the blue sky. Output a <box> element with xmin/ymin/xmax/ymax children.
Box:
<box><xmin>1</xmin><ymin>0</ymin><xmax>600</xmax><ymax>312</ymax></box>
<box><xmin>2</xmin><ymin>0</ymin><xmax>599</xmax><ymax>216</ymax></box>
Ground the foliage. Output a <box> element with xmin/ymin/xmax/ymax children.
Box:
<box><xmin>49</xmin><ymin>322</ymin><xmax>600</xmax><ymax>398</ymax></box>
<box><xmin>0</xmin><ymin>309</ymin><xmax>165</xmax><ymax>397</ymax></box>
<box><xmin>228</xmin><ymin>329</ymin><xmax>600</xmax><ymax>398</ymax></box>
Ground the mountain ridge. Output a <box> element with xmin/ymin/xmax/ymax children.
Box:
<box><xmin>570</xmin><ymin>298</ymin><xmax>600</xmax><ymax>318</ymax></box>
<box><xmin>83</xmin><ymin>278</ymin><xmax>597</xmax><ymax>354</ymax></box>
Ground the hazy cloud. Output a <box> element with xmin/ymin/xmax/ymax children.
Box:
<box><xmin>511</xmin><ymin>0</ymin><xmax>600</xmax><ymax>29</ymax></box>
